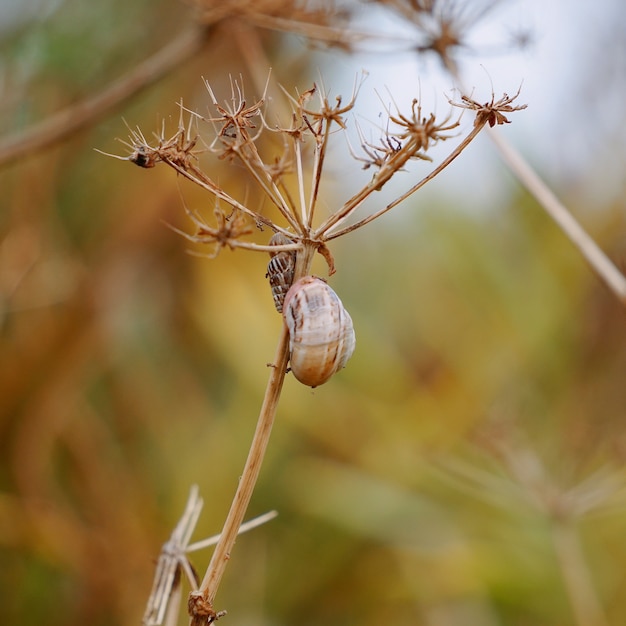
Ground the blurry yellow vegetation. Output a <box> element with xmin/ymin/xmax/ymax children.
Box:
<box><xmin>1</xmin><ymin>2</ymin><xmax>626</xmax><ymax>626</ymax></box>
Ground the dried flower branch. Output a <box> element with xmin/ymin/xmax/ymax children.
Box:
<box><xmin>433</xmin><ymin>409</ymin><xmax>626</xmax><ymax>626</ymax></box>
<box><xmin>189</xmin><ymin>0</ymin><xmax>413</xmax><ymax>52</ymax></box>
<box><xmin>481</xmin><ymin>429</ymin><xmax>612</xmax><ymax>626</ymax></box>
<box><xmin>143</xmin><ymin>485</ymin><xmax>277</xmax><ymax>626</ymax></box>
<box><xmin>377</xmin><ymin>0</ymin><xmax>502</xmax><ymax>73</ymax></box>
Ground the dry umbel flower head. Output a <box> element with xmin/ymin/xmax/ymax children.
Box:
<box><xmin>453</xmin><ymin>86</ymin><xmax>528</xmax><ymax>127</ymax></box>
<box><xmin>103</xmin><ymin>74</ymin><xmax>526</xmax><ymax>380</ymax></box>
<box><xmin>100</xmin><ymin>79</ymin><xmax>531</xmax><ymax>385</ymax></box>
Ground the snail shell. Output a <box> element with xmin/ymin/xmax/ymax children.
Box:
<box><xmin>283</xmin><ymin>276</ymin><xmax>356</xmax><ymax>387</ymax></box>
<box><xmin>266</xmin><ymin>233</ymin><xmax>297</xmax><ymax>313</ymax></box>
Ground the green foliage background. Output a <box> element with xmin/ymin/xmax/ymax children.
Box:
<box><xmin>1</xmin><ymin>2</ymin><xmax>625</xmax><ymax>625</ymax></box>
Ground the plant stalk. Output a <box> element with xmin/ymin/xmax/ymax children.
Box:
<box><xmin>488</xmin><ymin>130</ymin><xmax>626</xmax><ymax>306</ymax></box>
<box><xmin>189</xmin><ymin>243</ymin><xmax>316</xmax><ymax>624</ymax></box>
<box><xmin>189</xmin><ymin>326</ymin><xmax>290</xmax><ymax>622</ymax></box>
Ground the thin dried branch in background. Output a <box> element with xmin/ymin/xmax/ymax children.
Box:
<box><xmin>480</xmin><ymin>428</ymin><xmax>613</xmax><ymax>626</ymax></box>
<box><xmin>143</xmin><ymin>485</ymin><xmax>277</xmax><ymax>626</ymax></box>
<box><xmin>377</xmin><ymin>0</ymin><xmax>504</xmax><ymax>72</ymax></box>
<box><xmin>187</xmin><ymin>0</ymin><xmax>401</xmax><ymax>51</ymax></box>
<box><xmin>0</xmin><ymin>27</ymin><xmax>210</xmax><ymax>169</ymax></box>
<box><xmin>487</xmin><ymin>129</ymin><xmax>626</xmax><ymax>305</ymax></box>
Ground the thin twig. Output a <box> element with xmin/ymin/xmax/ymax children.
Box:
<box><xmin>0</xmin><ymin>26</ymin><xmax>210</xmax><ymax>168</ymax></box>
<box><xmin>488</xmin><ymin>130</ymin><xmax>626</xmax><ymax>306</ymax></box>
<box><xmin>144</xmin><ymin>485</ymin><xmax>203</xmax><ymax>626</ymax></box>
<box><xmin>186</xmin><ymin>510</ymin><xmax>278</xmax><ymax>553</ymax></box>
<box><xmin>445</xmin><ymin>64</ymin><xmax>626</xmax><ymax>308</ymax></box>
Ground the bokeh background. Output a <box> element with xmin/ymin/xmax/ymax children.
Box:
<box><xmin>1</xmin><ymin>1</ymin><xmax>625</xmax><ymax>625</ymax></box>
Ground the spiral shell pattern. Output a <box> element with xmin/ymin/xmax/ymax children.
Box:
<box><xmin>266</xmin><ymin>233</ymin><xmax>297</xmax><ymax>313</ymax></box>
<box><xmin>282</xmin><ymin>276</ymin><xmax>356</xmax><ymax>387</ymax></box>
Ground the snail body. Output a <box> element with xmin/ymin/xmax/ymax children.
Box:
<box><xmin>266</xmin><ymin>233</ymin><xmax>296</xmax><ymax>313</ymax></box>
<box><xmin>282</xmin><ymin>276</ymin><xmax>355</xmax><ymax>387</ymax></box>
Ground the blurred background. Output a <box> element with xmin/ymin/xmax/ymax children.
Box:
<box><xmin>1</xmin><ymin>1</ymin><xmax>625</xmax><ymax>625</ymax></box>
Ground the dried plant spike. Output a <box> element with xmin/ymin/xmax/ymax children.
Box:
<box><xmin>143</xmin><ymin>484</ymin><xmax>278</xmax><ymax>626</ymax></box>
<box><xmin>143</xmin><ymin>486</ymin><xmax>203</xmax><ymax>626</ymax></box>
<box><xmin>282</xmin><ymin>276</ymin><xmax>355</xmax><ymax>387</ymax></box>
<box><xmin>266</xmin><ymin>232</ymin><xmax>297</xmax><ymax>313</ymax></box>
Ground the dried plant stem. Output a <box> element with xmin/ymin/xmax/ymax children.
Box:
<box><xmin>166</xmin><ymin>160</ymin><xmax>289</xmax><ymax>235</ymax></box>
<box><xmin>0</xmin><ymin>27</ymin><xmax>210</xmax><ymax>169</ymax></box>
<box><xmin>488</xmin><ymin>130</ymin><xmax>626</xmax><ymax>306</ymax></box>
<box><xmin>189</xmin><ymin>245</ymin><xmax>316</xmax><ymax>624</ymax></box>
<box><xmin>191</xmin><ymin>326</ymin><xmax>290</xmax><ymax>617</ymax></box>
<box><xmin>234</xmin><ymin>149</ymin><xmax>302</xmax><ymax>232</ymax></box>
<box><xmin>551</xmin><ymin>520</ymin><xmax>608</xmax><ymax>626</ymax></box>
<box><xmin>306</xmin><ymin>121</ymin><xmax>332</xmax><ymax>229</ymax></box>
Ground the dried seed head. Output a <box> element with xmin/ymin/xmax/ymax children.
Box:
<box><xmin>282</xmin><ymin>276</ymin><xmax>355</xmax><ymax>387</ymax></box>
<box><xmin>266</xmin><ymin>233</ymin><xmax>297</xmax><ymax>313</ymax></box>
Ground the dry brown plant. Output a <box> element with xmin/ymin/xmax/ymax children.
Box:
<box><xmin>8</xmin><ymin>0</ymin><xmax>620</xmax><ymax>624</ymax></box>
<box><xmin>103</xmin><ymin>69</ymin><xmax>525</xmax><ymax>623</ymax></box>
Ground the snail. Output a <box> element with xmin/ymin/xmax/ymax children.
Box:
<box><xmin>266</xmin><ymin>233</ymin><xmax>297</xmax><ymax>313</ymax></box>
<box><xmin>282</xmin><ymin>276</ymin><xmax>356</xmax><ymax>387</ymax></box>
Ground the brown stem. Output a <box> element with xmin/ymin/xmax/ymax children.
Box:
<box><xmin>191</xmin><ymin>325</ymin><xmax>290</xmax><ymax>617</ymax></box>
<box><xmin>488</xmin><ymin>131</ymin><xmax>626</xmax><ymax>307</ymax></box>
<box><xmin>306</xmin><ymin>119</ymin><xmax>332</xmax><ymax>229</ymax></box>
<box><xmin>188</xmin><ymin>243</ymin><xmax>316</xmax><ymax>624</ymax></box>
<box><xmin>0</xmin><ymin>26</ymin><xmax>210</xmax><ymax>168</ymax></box>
